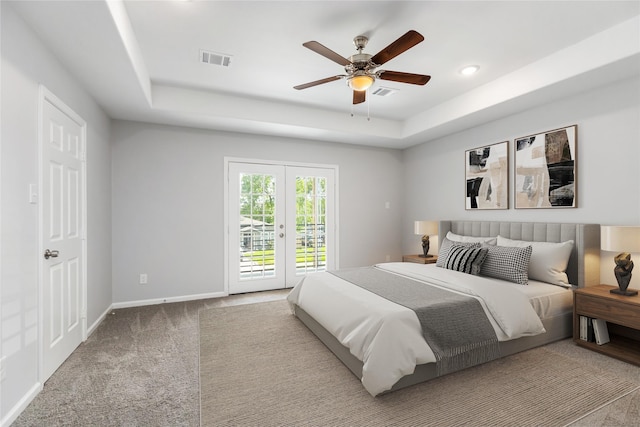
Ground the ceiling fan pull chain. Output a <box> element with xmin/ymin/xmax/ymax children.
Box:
<box><xmin>350</xmin><ymin>103</ymin><xmax>354</xmax><ymax>117</ymax></box>
<box><xmin>367</xmin><ymin>92</ymin><xmax>370</xmax><ymax>121</ymax></box>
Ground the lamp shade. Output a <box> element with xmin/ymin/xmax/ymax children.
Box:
<box><xmin>414</xmin><ymin>221</ymin><xmax>438</xmax><ymax>236</ymax></box>
<box><xmin>601</xmin><ymin>226</ymin><xmax>640</xmax><ymax>253</ymax></box>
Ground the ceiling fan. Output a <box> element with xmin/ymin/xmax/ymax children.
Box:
<box><xmin>294</xmin><ymin>30</ymin><xmax>431</xmax><ymax>105</ymax></box>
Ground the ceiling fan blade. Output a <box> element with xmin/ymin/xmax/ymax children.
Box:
<box><xmin>378</xmin><ymin>70</ymin><xmax>431</xmax><ymax>85</ymax></box>
<box><xmin>370</xmin><ymin>30</ymin><xmax>424</xmax><ymax>65</ymax></box>
<box><xmin>303</xmin><ymin>41</ymin><xmax>351</xmax><ymax>66</ymax></box>
<box><xmin>294</xmin><ymin>76</ymin><xmax>342</xmax><ymax>90</ymax></box>
<box><xmin>353</xmin><ymin>90</ymin><xmax>366</xmax><ymax>104</ymax></box>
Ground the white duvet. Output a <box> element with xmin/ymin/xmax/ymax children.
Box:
<box><xmin>286</xmin><ymin>262</ymin><xmax>546</xmax><ymax>396</ymax></box>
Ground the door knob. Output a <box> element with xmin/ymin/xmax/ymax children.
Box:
<box><xmin>44</xmin><ymin>249</ymin><xmax>59</xmax><ymax>259</ymax></box>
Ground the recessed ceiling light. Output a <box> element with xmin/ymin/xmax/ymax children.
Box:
<box><xmin>460</xmin><ymin>65</ymin><xmax>480</xmax><ymax>76</ymax></box>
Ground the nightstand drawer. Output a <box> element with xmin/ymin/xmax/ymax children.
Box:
<box><xmin>575</xmin><ymin>294</ymin><xmax>640</xmax><ymax>330</ymax></box>
<box><xmin>573</xmin><ymin>285</ymin><xmax>640</xmax><ymax>366</ymax></box>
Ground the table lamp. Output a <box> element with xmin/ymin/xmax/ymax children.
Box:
<box><xmin>601</xmin><ymin>225</ymin><xmax>640</xmax><ymax>296</ymax></box>
<box><xmin>414</xmin><ymin>221</ymin><xmax>438</xmax><ymax>258</ymax></box>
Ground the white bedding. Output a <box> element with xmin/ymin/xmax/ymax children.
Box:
<box><xmin>287</xmin><ymin>262</ymin><xmax>569</xmax><ymax>396</ymax></box>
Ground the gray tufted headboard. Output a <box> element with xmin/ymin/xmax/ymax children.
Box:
<box><xmin>439</xmin><ymin>221</ymin><xmax>600</xmax><ymax>288</ymax></box>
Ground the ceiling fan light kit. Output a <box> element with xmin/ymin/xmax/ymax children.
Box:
<box><xmin>348</xmin><ymin>74</ymin><xmax>375</xmax><ymax>91</ymax></box>
<box><xmin>295</xmin><ymin>30</ymin><xmax>431</xmax><ymax>106</ymax></box>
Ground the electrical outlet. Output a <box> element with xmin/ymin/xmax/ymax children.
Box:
<box><xmin>139</xmin><ymin>273</ymin><xmax>148</xmax><ymax>285</ymax></box>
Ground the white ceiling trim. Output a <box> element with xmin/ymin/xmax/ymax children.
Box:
<box><xmin>106</xmin><ymin>0</ymin><xmax>152</xmax><ymax>106</ymax></box>
<box><xmin>105</xmin><ymin>5</ymin><xmax>638</xmax><ymax>149</ymax></box>
<box><xmin>403</xmin><ymin>15</ymin><xmax>640</xmax><ymax>140</ymax></box>
<box><xmin>12</xmin><ymin>1</ymin><xmax>639</xmax><ymax>149</ymax></box>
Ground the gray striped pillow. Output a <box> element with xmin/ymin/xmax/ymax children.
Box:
<box><xmin>436</xmin><ymin>238</ymin><xmax>481</xmax><ymax>268</ymax></box>
<box><xmin>443</xmin><ymin>245</ymin><xmax>489</xmax><ymax>275</ymax></box>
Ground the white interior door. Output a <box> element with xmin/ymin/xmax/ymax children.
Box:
<box><xmin>227</xmin><ymin>161</ymin><xmax>336</xmax><ymax>294</ymax></box>
<box><xmin>40</xmin><ymin>88</ymin><xmax>87</xmax><ymax>382</ymax></box>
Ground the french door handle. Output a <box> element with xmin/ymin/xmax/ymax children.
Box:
<box><xmin>44</xmin><ymin>249</ymin><xmax>59</xmax><ymax>259</ymax></box>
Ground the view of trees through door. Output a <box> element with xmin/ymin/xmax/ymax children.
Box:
<box><xmin>293</xmin><ymin>175</ymin><xmax>327</xmax><ymax>275</ymax></box>
<box><xmin>238</xmin><ymin>174</ymin><xmax>327</xmax><ymax>279</ymax></box>
<box><xmin>228</xmin><ymin>161</ymin><xmax>335</xmax><ymax>294</ymax></box>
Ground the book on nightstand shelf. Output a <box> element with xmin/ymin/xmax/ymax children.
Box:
<box><xmin>579</xmin><ymin>316</ymin><xmax>595</xmax><ymax>343</ymax></box>
<box><xmin>580</xmin><ymin>315</ymin><xmax>609</xmax><ymax>345</ymax></box>
<box><xmin>592</xmin><ymin>318</ymin><xmax>610</xmax><ymax>345</ymax></box>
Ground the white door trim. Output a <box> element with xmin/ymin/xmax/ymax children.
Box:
<box><xmin>223</xmin><ymin>157</ymin><xmax>339</xmax><ymax>295</ymax></box>
<box><xmin>38</xmin><ymin>85</ymin><xmax>88</xmax><ymax>383</ymax></box>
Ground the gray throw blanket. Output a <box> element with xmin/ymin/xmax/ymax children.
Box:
<box><xmin>330</xmin><ymin>267</ymin><xmax>500</xmax><ymax>376</ymax></box>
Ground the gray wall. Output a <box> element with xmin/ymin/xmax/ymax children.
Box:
<box><xmin>402</xmin><ymin>76</ymin><xmax>640</xmax><ymax>290</ymax></box>
<box><xmin>111</xmin><ymin>121</ymin><xmax>405</xmax><ymax>304</ymax></box>
<box><xmin>1</xmin><ymin>3</ymin><xmax>112</xmax><ymax>423</ymax></box>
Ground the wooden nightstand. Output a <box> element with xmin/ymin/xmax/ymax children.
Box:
<box><xmin>573</xmin><ymin>284</ymin><xmax>640</xmax><ymax>366</ymax></box>
<box><xmin>402</xmin><ymin>254</ymin><xmax>438</xmax><ymax>264</ymax></box>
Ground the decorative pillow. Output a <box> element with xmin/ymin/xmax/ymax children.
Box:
<box><xmin>480</xmin><ymin>244</ymin><xmax>532</xmax><ymax>285</ymax></box>
<box><xmin>446</xmin><ymin>231</ymin><xmax>497</xmax><ymax>246</ymax></box>
<box><xmin>497</xmin><ymin>236</ymin><xmax>574</xmax><ymax>287</ymax></box>
<box><xmin>436</xmin><ymin>238</ymin><xmax>480</xmax><ymax>268</ymax></box>
<box><xmin>443</xmin><ymin>245</ymin><xmax>489</xmax><ymax>275</ymax></box>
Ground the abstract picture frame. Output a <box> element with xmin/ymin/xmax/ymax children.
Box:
<box><xmin>514</xmin><ymin>125</ymin><xmax>577</xmax><ymax>209</ymax></box>
<box><xmin>465</xmin><ymin>141</ymin><xmax>509</xmax><ymax>210</ymax></box>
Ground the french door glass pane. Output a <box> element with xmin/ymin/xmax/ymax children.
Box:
<box><xmin>239</xmin><ymin>173</ymin><xmax>276</xmax><ymax>280</ymax></box>
<box><xmin>295</xmin><ymin>175</ymin><xmax>327</xmax><ymax>275</ymax></box>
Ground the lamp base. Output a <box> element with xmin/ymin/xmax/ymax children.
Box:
<box><xmin>610</xmin><ymin>288</ymin><xmax>638</xmax><ymax>296</ymax></box>
<box><xmin>418</xmin><ymin>254</ymin><xmax>434</xmax><ymax>258</ymax></box>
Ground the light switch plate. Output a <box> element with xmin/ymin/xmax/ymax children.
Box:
<box><xmin>29</xmin><ymin>184</ymin><xmax>38</xmax><ymax>204</ymax></box>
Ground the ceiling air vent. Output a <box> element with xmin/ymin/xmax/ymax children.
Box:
<box><xmin>200</xmin><ymin>49</ymin><xmax>232</xmax><ymax>67</ymax></box>
<box><xmin>372</xmin><ymin>87</ymin><xmax>398</xmax><ymax>97</ymax></box>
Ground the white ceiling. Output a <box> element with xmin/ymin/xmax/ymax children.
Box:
<box><xmin>11</xmin><ymin>1</ymin><xmax>640</xmax><ymax>149</ymax></box>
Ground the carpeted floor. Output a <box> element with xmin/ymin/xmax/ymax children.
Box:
<box><xmin>199</xmin><ymin>300</ymin><xmax>640</xmax><ymax>427</ymax></box>
<box><xmin>10</xmin><ymin>290</ymin><xmax>287</xmax><ymax>426</ymax></box>
<box><xmin>11</xmin><ymin>289</ymin><xmax>640</xmax><ymax>426</ymax></box>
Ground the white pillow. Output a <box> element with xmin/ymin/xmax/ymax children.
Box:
<box><xmin>496</xmin><ymin>236</ymin><xmax>574</xmax><ymax>287</ymax></box>
<box><xmin>447</xmin><ymin>231</ymin><xmax>497</xmax><ymax>245</ymax></box>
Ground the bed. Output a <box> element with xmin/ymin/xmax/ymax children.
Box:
<box><xmin>287</xmin><ymin>220</ymin><xmax>600</xmax><ymax>396</ymax></box>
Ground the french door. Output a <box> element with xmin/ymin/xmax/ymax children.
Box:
<box><xmin>227</xmin><ymin>161</ymin><xmax>336</xmax><ymax>294</ymax></box>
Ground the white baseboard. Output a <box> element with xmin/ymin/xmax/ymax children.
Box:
<box><xmin>87</xmin><ymin>304</ymin><xmax>114</xmax><ymax>337</ymax></box>
<box><xmin>1</xmin><ymin>382</ymin><xmax>42</xmax><ymax>427</ymax></box>
<box><xmin>111</xmin><ymin>291</ymin><xmax>228</xmax><ymax>309</ymax></box>
<box><xmin>88</xmin><ymin>291</ymin><xmax>228</xmax><ymax>331</ymax></box>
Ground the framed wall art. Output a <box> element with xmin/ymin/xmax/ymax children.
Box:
<box><xmin>514</xmin><ymin>125</ymin><xmax>577</xmax><ymax>209</ymax></box>
<box><xmin>465</xmin><ymin>141</ymin><xmax>508</xmax><ymax>210</ymax></box>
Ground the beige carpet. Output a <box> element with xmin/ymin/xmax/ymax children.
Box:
<box><xmin>199</xmin><ymin>300</ymin><xmax>639</xmax><ymax>427</ymax></box>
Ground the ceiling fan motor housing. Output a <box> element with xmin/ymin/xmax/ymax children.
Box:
<box><xmin>347</xmin><ymin>53</ymin><xmax>375</xmax><ymax>72</ymax></box>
